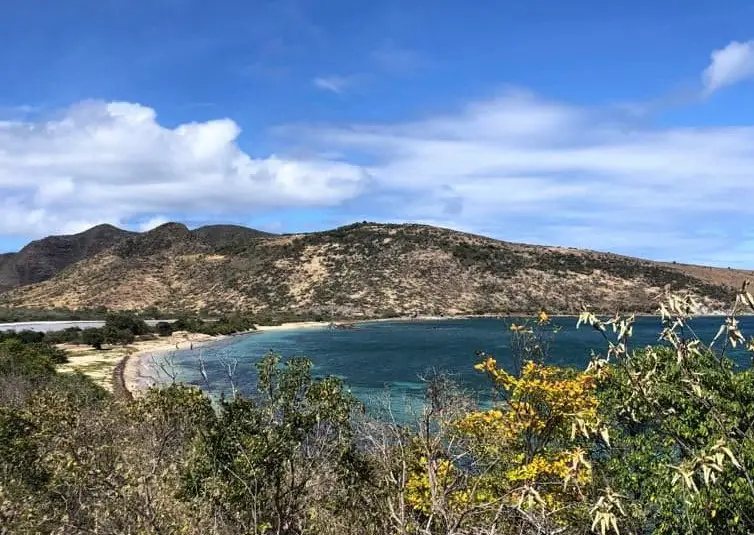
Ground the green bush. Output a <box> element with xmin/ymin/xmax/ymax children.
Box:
<box><xmin>182</xmin><ymin>354</ymin><xmax>369</xmax><ymax>533</ymax></box>
<box><xmin>81</xmin><ymin>328</ymin><xmax>105</xmax><ymax>350</ymax></box>
<box><xmin>104</xmin><ymin>326</ymin><xmax>135</xmax><ymax>345</ymax></box>
<box><xmin>0</xmin><ymin>339</ymin><xmax>56</xmax><ymax>378</ymax></box>
<box><xmin>44</xmin><ymin>326</ymin><xmax>84</xmax><ymax>344</ymax></box>
<box><xmin>105</xmin><ymin>312</ymin><xmax>150</xmax><ymax>336</ymax></box>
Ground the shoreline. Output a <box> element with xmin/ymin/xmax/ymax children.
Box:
<box><xmin>120</xmin><ymin>331</ymin><xmax>253</xmax><ymax>395</ymax></box>
<box><xmin>115</xmin><ymin>312</ymin><xmax>739</xmax><ymax>397</ymax></box>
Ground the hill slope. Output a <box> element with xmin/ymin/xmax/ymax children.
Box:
<box><xmin>0</xmin><ymin>222</ymin><xmax>750</xmax><ymax>316</ymax></box>
<box><xmin>0</xmin><ymin>224</ymin><xmax>135</xmax><ymax>293</ymax></box>
<box><xmin>191</xmin><ymin>224</ymin><xmax>277</xmax><ymax>249</ymax></box>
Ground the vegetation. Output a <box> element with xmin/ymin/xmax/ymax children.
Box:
<box><xmin>0</xmin><ymin>305</ymin><xmax>110</xmax><ymax>322</ymax></box>
<box><xmin>3</xmin><ymin>221</ymin><xmax>749</xmax><ymax>316</ymax></box>
<box><xmin>2</xmin><ymin>289</ymin><xmax>754</xmax><ymax>534</ymax></box>
<box><xmin>0</xmin><ymin>312</ymin><xmax>257</xmax><ymax>353</ymax></box>
<box><xmin>172</xmin><ymin>313</ymin><xmax>257</xmax><ymax>336</ymax></box>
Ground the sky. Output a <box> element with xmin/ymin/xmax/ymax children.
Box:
<box><xmin>1</xmin><ymin>0</ymin><xmax>754</xmax><ymax>266</ymax></box>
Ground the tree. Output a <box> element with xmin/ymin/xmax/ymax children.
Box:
<box><xmin>105</xmin><ymin>312</ymin><xmax>149</xmax><ymax>336</ymax></box>
<box><xmin>82</xmin><ymin>328</ymin><xmax>105</xmax><ymax>350</ymax></box>
<box><xmin>155</xmin><ymin>321</ymin><xmax>174</xmax><ymax>337</ymax></box>
<box><xmin>182</xmin><ymin>353</ymin><xmax>369</xmax><ymax>534</ymax></box>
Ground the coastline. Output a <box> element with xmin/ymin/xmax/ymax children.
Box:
<box><xmin>113</xmin><ymin>312</ymin><xmax>738</xmax><ymax>397</ymax></box>
<box><xmin>120</xmin><ymin>331</ymin><xmax>250</xmax><ymax>395</ymax></box>
<box><xmin>255</xmin><ymin>321</ymin><xmax>329</xmax><ymax>332</ymax></box>
<box><xmin>118</xmin><ymin>325</ymin><xmax>327</xmax><ymax>397</ymax></box>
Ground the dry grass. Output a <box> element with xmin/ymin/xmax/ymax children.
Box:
<box><xmin>3</xmin><ymin>222</ymin><xmax>752</xmax><ymax>317</ymax></box>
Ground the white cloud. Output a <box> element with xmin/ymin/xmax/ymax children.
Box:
<box><xmin>0</xmin><ymin>100</ymin><xmax>368</xmax><ymax>238</ymax></box>
<box><xmin>313</xmin><ymin>76</ymin><xmax>355</xmax><ymax>93</ymax></box>
<box><xmin>292</xmin><ymin>88</ymin><xmax>754</xmax><ymax>265</ymax></box>
<box><xmin>702</xmin><ymin>40</ymin><xmax>754</xmax><ymax>95</ymax></box>
<box><xmin>138</xmin><ymin>216</ymin><xmax>170</xmax><ymax>232</ymax></box>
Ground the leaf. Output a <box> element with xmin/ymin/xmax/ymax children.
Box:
<box><xmin>599</xmin><ymin>427</ymin><xmax>611</xmax><ymax>447</ymax></box>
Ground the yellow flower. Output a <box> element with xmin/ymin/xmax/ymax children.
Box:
<box><xmin>538</xmin><ymin>311</ymin><xmax>549</xmax><ymax>323</ymax></box>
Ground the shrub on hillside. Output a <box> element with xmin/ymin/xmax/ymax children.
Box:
<box><xmin>0</xmin><ymin>339</ymin><xmax>57</xmax><ymax>378</ymax></box>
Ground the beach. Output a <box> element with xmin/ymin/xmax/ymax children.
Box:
<box><xmin>54</xmin><ymin>314</ymin><xmax>573</xmax><ymax>395</ymax></box>
<box><xmin>120</xmin><ymin>331</ymin><xmax>239</xmax><ymax>394</ymax></box>
<box><xmin>57</xmin><ymin>331</ymin><xmax>232</xmax><ymax>394</ymax></box>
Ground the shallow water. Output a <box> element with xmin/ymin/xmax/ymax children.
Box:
<box><xmin>168</xmin><ymin>316</ymin><xmax>754</xmax><ymax>413</ymax></box>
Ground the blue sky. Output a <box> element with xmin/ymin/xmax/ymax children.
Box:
<box><xmin>2</xmin><ymin>0</ymin><xmax>754</xmax><ymax>266</ymax></box>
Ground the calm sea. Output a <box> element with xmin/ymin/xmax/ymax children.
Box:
<box><xmin>165</xmin><ymin>316</ymin><xmax>754</xmax><ymax>413</ymax></box>
<box><xmin>160</xmin><ymin>317</ymin><xmax>754</xmax><ymax>414</ymax></box>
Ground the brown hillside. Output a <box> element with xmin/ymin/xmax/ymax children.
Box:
<box><xmin>0</xmin><ymin>222</ymin><xmax>750</xmax><ymax>316</ymax></box>
<box><xmin>0</xmin><ymin>224</ymin><xmax>135</xmax><ymax>292</ymax></box>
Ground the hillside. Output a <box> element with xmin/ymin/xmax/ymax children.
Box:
<box><xmin>0</xmin><ymin>224</ymin><xmax>136</xmax><ymax>292</ymax></box>
<box><xmin>0</xmin><ymin>223</ymin><xmax>278</xmax><ymax>294</ymax></box>
<box><xmin>1</xmin><ymin>221</ymin><xmax>751</xmax><ymax>316</ymax></box>
<box><xmin>191</xmin><ymin>224</ymin><xmax>277</xmax><ymax>249</ymax></box>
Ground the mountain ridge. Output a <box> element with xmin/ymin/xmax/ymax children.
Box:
<box><xmin>0</xmin><ymin>223</ymin><xmax>277</xmax><ymax>293</ymax></box>
<box><xmin>0</xmin><ymin>221</ymin><xmax>750</xmax><ymax>316</ymax></box>
<box><xmin>0</xmin><ymin>224</ymin><xmax>137</xmax><ymax>292</ymax></box>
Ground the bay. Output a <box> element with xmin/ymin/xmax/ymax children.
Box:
<box><xmin>166</xmin><ymin>316</ymin><xmax>754</xmax><ymax>413</ymax></box>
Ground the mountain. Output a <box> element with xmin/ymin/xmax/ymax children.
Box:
<box><xmin>0</xmin><ymin>224</ymin><xmax>136</xmax><ymax>293</ymax></box>
<box><xmin>0</xmin><ymin>223</ymin><xmax>277</xmax><ymax>294</ymax></box>
<box><xmin>0</xmin><ymin>222</ymin><xmax>750</xmax><ymax>316</ymax></box>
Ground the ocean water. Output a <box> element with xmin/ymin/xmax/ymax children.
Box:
<box><xmin>166</xmin><ymin>316</ymin><xmax>754</xmax><ymax>412</ymax></box>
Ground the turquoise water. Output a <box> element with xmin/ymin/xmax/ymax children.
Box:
<box><xmin>169</xmin><ymin>316</ymin><xmax>754</xmax><ymax>410</ymax></box>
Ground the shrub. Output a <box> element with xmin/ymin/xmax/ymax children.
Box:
<box><xmin>0</xmin><ymin>339</ymin><xmax>56</xmax><ymax>378</ymax></box>
<box><xmin>104</xmin><ymin>326</ymin><xmax>135</xmax><ymax>346</ymax></box>
<box><xmin>182</xmin><ymin>353</ymin><xmax>369</xmax><ymax>534</ymax></box>
<box><xmin>582</xmin><ymin>294</ymin><xmax>754</xmax><ymax>535</ymax></box>
<box><xmin>105</xmin><ymin>312</ymin><xmax>150</xmax><ymax>336</ymax></box>
<box><xmin>155</xmin><ymin>321</ymin><xmax>174</xmax><ymax>337</ymax></box>
<box><xmin>81</xmin><ymin>328</ymin><xmax>105</xmax><ymax>350</ymax></box>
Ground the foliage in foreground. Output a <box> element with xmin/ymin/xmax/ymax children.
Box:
<box><xmin>2</xmin><ymin>291</ymin><xmax>754</xmax><ymax>534</ymax></box>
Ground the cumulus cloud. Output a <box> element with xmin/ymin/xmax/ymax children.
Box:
<box><xmin>293</xmin><ymin>89</ymin><xmax>754</xmax><ymax>265</ymax></box>
<box><xmin>702</xmin><ymin>40</ymin><xmax>754</xmax><ymax>95</ymax></box>
<box><xmin>4</xmin><ymin>69</ymin><xmax>754</xmax><ymax>265</ymax></box>
<box><xmin>0</xmin><ymin>100</ymin><xmax>368</xmax><ymax>238</ymax></box>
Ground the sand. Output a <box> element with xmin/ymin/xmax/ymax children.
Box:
<box><xmin>121</xmin><ymin>331</ymin><xmax>255</xmax><ymax>395</ymax></box>
<box><xmin>57</xmin><ymin>331</ymin><xmax>230</xmax><ymax>393</ymax></box>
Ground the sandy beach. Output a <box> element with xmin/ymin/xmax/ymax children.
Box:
<box><xmin>57</xmin><ymin>331</ymin><xmax>233</xmax><ymax>393</ymax></box>
<box><xmin>121</xmin><ymin>331</ymin><xmax>241</xmax><ymax>394</ymax></box>
<box><xmin>56</xmin><ymin>315</ymin><xmax>521</xmax><ymax>396</ymax></box>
